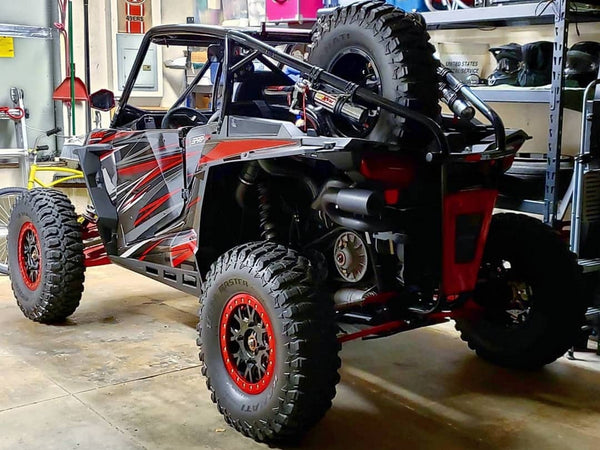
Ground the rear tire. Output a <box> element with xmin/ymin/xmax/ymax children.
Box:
<box><xmin>8</xmin><ymin>188</ymin><xmax>85</xmax><ymax>323</ymax></box>
<box><xmin>309</xmin><ymin>1</ymin><xmax>440</xmax><ymax>145</ymax></box>
<box><xmin>455</xmin><ymin>213</ymin><xmax>586</xmax><ymax>369</ymax></box>
<box><xmin>198</xmin><ymin>242</ymin><xmax>340</xmax><ymax>442</ymax></box>
<box><xmin>0</xmin><ymin>187</ymin><xmax>27</xmax><ymax>274</ymax></box>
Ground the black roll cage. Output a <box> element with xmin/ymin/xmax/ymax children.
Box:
<box><xmin>113</xmin><ymin>23</ymin><xmax>506</xmax><ymax>156</ymax></box>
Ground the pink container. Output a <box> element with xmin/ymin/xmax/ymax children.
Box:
<box><xmin>266</xmin><ymin>0</ymin><xmax>323</xmax><ymax>23</ymax></box>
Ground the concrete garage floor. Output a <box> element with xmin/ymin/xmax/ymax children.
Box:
<box><xmin>1</xmin><ymin>265</ymin><xmax>600</xmax><ymax>450</ymax></box>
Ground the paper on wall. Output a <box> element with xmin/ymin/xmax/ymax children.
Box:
<box><xmin>0</xmin><ymin>37</ymin><xmax>15</xmax><ymax>58</ymax></box>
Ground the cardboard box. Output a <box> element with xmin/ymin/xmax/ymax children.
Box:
<box><xmin>437</xmin><ymin>42</ymin><xmax>490</xmax><ymax>83</ymax></box>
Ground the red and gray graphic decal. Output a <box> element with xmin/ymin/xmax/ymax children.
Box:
<box><xmin>198</xmin><ymin>139</ymin><xmax>296</xmax><ymax>165</ymax></box>
<box><xmin>97</xmin><ymin>130</ymin><xmax>187</xmax><ymax>248</ymax></box>
<box><xmin>121</xmin><ymin>229</ymin><xmax>198</xmax><ymax>269</ymax></box>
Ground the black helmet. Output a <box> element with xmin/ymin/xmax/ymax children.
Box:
<box><xmin>565</xmin><ymin>41</ymin><xmax>600</xmax><ymax>88</ymax></box>
<box><xmin>518</xmin><ymin>41</ymin><xmax>553</xmax><ymax>87</ymax></box>
<box><xmin>488</xmin><ymin>43</ymin><xmax>522</xmax><ymax>86</ymax></box>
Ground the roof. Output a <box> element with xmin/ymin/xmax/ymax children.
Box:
<box><xmin>145</xmin><ymin>23</ymin><xmax>312</xmax><ymax>47</ymax></box>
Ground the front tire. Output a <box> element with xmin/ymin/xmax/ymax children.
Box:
<box><xmin>198</xmin><ymin>242</ymin><xmax>340</xmax><ymax>442</ymax></box>
<box><xmin>8</xmin><ymin>188</ymin><xmax>85</xmax><ymax>323</ymax></box>
<box><xmin>455</xmin><ymin>213</ymin><xmax>586</xmax><ymax>369</ymax></box>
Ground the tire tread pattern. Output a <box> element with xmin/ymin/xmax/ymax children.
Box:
<box><xmin>198</xmin><ymin>242</ymin><xmax>341</xmax><ymax>442</ymax></box>
<box><xmin>9</xmin><ymin>188</ymin><xmax>85</xmax><ymax>323</ymax></box>
<box><xmin>455</xmin><ymin>213</ymin><xmax>586</xmax><ymax>369</ymax></box>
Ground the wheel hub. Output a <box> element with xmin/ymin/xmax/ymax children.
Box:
<box><xmin>479</xmin><ymin>260</ymin><xmax>534</xmax><ymax>328</ymax></box>
<box><xmin>17</xmin><ymin>221</ymin><xmax>42</xmax><ymax>290</ymax></box>
<box><xmin>505</xmin><ymin>280</ymin><xmax>533</xmax><ymax>325</ymax></box>
<box><xmin>328</xmin><ymin>48</ymin><xmax>381</xmax><ymax>137</ymax></box>
<box><xmin>219</xmin><ymin>293</ymin><xmax>275</xmax><ymax>394</ymax></box>
<box><xmin>246</xmin><ymin>332</ymin><xmax>258</xmax><ymax>353</ymax></box>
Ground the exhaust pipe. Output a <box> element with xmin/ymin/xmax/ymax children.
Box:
<box><xmin>311</xmin><ymin>180</ymin><xmax>390</xmax><ymax>232</ymax></box>
<box><xmin>315</xmin><ymin>184</ymin><xmax>389</xmax><ymax>232</ymax></box>
<box><xmin>321</xmin><ymin>188</ymin><xmax>384</xmax><ymax>216</ymax></box>
<box><xmin>334</xmin><ymin>287</ymin><xmax>375</xmax><ymax>310</ymax></box>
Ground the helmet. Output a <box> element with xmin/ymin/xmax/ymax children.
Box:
<box><xmin>565</xmin><ymin>41</ymin><xmax>600</xmax><ymax>88</ymax></box>
<box><xmin>517</xmin><ymin>41</ymin><xmax>553</xmax><ymax>87</ymax></box>
<box><xmin>488</xmin><ymin>43</ymin><xmax>522</xmax><ymax>86</ymax></box>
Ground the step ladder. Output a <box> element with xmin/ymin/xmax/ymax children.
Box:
<box><xmin>0</xmin><ymin>87</ymin><xmax>30</xmax><ymax>186</ymax></box>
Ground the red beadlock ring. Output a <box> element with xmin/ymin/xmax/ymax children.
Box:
<box><xmin>17</xmin><ymin>221</ymin><xmax>42</xmax><ymax>290</ymax></box>
<box><xmin>219</xmin><ymin>293</ymin><xmax>276</xmax><ymax>395</ymax></box>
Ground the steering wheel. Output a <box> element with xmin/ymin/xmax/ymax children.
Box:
<box><xmin>161</xmin><ymin>107</ymin><xmax>209</xmax><ymax>129</ymax></box>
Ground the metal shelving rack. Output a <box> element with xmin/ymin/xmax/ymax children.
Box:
<box><xmin>422</xmin><ymin>1</ymin><xmax>600</xmax><ymax>225</ymax></box>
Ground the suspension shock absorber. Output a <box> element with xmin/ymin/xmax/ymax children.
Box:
<box><xmin>257</xmin><ymin>183</ymin><xmax>277</xmax><ymax>241</ymax></box>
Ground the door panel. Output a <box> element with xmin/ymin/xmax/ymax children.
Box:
<box><xmin>111</xmin><ymin>129</ymin><xmax>185</xmax><ymax>246</ymax></box>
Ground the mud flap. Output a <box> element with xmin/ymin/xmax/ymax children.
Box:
<box><xmin>441</xmin><ymin>189</ymin><xmax>498</xmax><ymax>297</ymax></box>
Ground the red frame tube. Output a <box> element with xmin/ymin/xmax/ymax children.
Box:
<box><xmin>337</xmin><ymin>300</ymin><xmax>483</xmax><ymax>344</ymax></box>
<box><xmin>338</xmin><ymin>321</ymin><xmax>409</xmax><ymax>343</ymax></box>
<box><xmin>81</xmin><ymin>221</ymin><xmax>110</xmax><ymax>267</ymax></box>
<box><xmin>84</xmin><ymin>243</ymin><xmax>111</xmax><ymax>267</ymax></box>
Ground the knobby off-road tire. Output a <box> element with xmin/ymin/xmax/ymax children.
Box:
<box><xmin>8</xmin><ymin>188</ymin><xmax>85</xmax><ymax>323</ymax></box>
<box><xmin>309</xmin><ymin>1</ymin><xmax>441</xmax><ymax>146</ymax></box>
<box><xmin>455</xmin><ymin>213</ymin><xmax>586</xmax><ymax>369</ymax></box>
<box><xmin>198</xmin><ymin>242</ymin><xmax>340</xmax><ymax>442</ymax></box>
<box><xmin>0</xmin><ymin>187</ymin><xmax>27</xmax><ymax>274</ymax></box>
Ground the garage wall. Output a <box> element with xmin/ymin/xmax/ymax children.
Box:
<box><xmin>0</xmin><ymin>0</ymin><xmax>58</xmax><ymax>188</ymax></box>
<box><xmin>54</xmin><ymin>0</ymin><xmax>194</xmax><ymax>206</ymax></box>
<box><xmin>66</xmin><ymin>0</ymin><xmax>196</xmax><ymax>131</ymax></box>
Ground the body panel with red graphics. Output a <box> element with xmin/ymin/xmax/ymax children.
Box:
<box><xmin>79</xmin><ymin>116</ymin><xmax>339</xmax><ymax>295</ymax></box>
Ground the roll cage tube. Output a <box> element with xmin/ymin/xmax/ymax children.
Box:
<box><xmin>113</xmin><ymin>24</ymin><xmax>506</xmax><ymax>156</ymax></box>
<box><xmin>113</xmin><ymin>25</ymin><xmax>312</xmax><ymax>128</ymax></box>
<box><xmin>228</xmin><ymin>29</ymin><xmax>504</xmax><ymax>156</ymax></box>
<box><xmin>172</xmin><ymin>59</ymin><xmax>212</xmax><ymax>109</ymax></box>
<box><xmin>226</xmin><ymin>30</ymin><xmax>451</xmax><ymax>156</ymax></box>
<box><xmin>219</xmin><ymin>34</ymin><xmax>235</xmax><ymax>128</ymax></box>
<box><xmin>438</xmin><ymin>67</ymin><xmax>506</xmax><ymax>152</ymax></box>
<box><xmin>111</xmin><ymin>31</ymin><xmax>152</xmax><ymax>127</ymax></box>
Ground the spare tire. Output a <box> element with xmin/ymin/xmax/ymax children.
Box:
<box><xmin>309</xmin><ymin>1</ymin><xmax>441</xmax><ymax>146</ymax></box>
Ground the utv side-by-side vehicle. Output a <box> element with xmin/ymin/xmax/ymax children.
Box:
<box><xmin>6</xmin><ymin>2</ymin><xmax>587</xmax><ymax>443</ymax></box>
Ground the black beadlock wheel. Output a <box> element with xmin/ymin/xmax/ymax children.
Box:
<box><xmin>308</xmin><ymin>1</ymin><xmax>441</xmax><ymax>146</ymax></box>
<box><xmin>455</xmin><ymin>213</ymin><xmax>586</xmax><ymax>369</ymax></box>
<box><xmin>8</xmin><ymin>188</ymin><xmax>85</xmax><ymax>323</ymax></box>
<box><xmin>198</xmin><ymin>242</ymin><xmax>340</xmax><ymax>442</ymax></box>
<box><xmin>0</xmin><ymin>187</ymin><xmax>27</xmax><ymax>275</ymax></box>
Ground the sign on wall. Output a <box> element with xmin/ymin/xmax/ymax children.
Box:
<box><xmin>118</xmin><ymin>0</ymin><xmax>153</xmax><ymax>34</ymax></box>
<box><xmin>0</xmin><ymin>37</ymin><xmax>15</xmax><ymax>58</ymax></box>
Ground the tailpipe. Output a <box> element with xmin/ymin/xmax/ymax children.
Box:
<box><xmin>316</xmin><ymin>185</ymin><xmax>388</xmax><ymax>232</ymax></box>
<box><xmin>322</xmin><ymin>188</ymin><xmax>384</xmax><ymax>216</ymax></box>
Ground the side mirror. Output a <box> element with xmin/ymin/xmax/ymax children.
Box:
<box><xmin>89</xmin><ymin>89</ymin><xmax>115</xmax><ymax>111</ymax></box>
